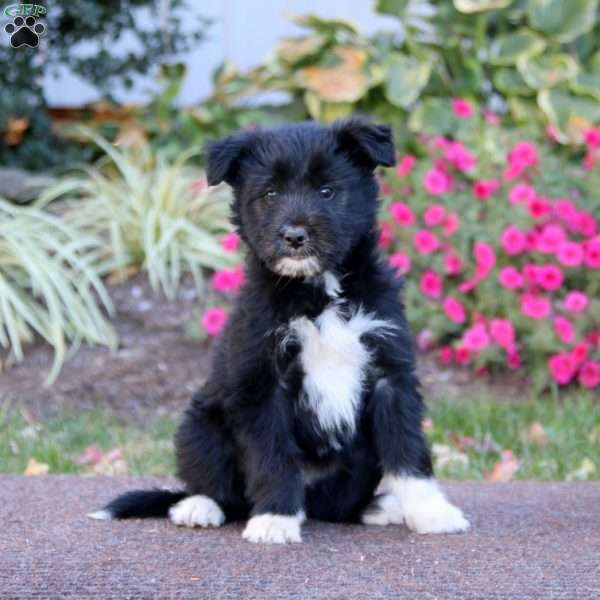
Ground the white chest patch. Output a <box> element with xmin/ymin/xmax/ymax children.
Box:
<box><xmin>289</xmin><ymin>305</ymin><xmax>394</xmax><ymax>435</ymax></box>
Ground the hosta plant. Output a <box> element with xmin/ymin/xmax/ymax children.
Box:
<box><xmin>42</xmin><ymin>132</ymin><xmax>237</xmax><ymax>299</ymax></box>
<box><xmin>0</xmin><ymin>199</ymin><xmax>116</xmax><ymax>383</ymax></box>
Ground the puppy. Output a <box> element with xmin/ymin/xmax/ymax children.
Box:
<box><xmin>90</xmin><ymin>118</ymin><xmax>469</xmax><ymax>543</ymax></box>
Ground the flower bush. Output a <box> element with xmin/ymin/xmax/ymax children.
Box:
<box><xmin>200</xmin><ymin>101</ymin><xmax>600</xmax><ymax>392</ymax></box>
<box><xmin>378</xmin><ymin>100</ymin><xmax>600</xmax><ymax>392</ymax></box>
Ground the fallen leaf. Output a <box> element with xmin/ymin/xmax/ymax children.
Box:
<box><xmin>522</xmin><ymin>421</ymin><xmax>547</xmax><ymax>446</ymax></box>
<box><xmin>76</xmin><ymin>446</ymin><xmax>105</xmax><ymax>466</ymax></box>
<box><xmin>77</xmin><ymin>446</ymin><xmax>128</xmax><ymax>475</ymax></box>
<box><xmin>448</xmin><ymin>432</ymin><xmax>499</xmax><ymax>454</ymax></box>
<box><xmin>24</xmin><ymin>458</ymin><xmax>49</xmax><ymax>476</ymax></box>
<box><xmin>485</xmin><ymin>449</ymin><xmax>521</xmax><ymax>482</ymax></box>
<box><xmin>4</xmin><ymin>117</ymin><xmax>29</xmax><ymax>145</ymax></box>
<box><xmin>432</xmin><ymin>443</ymin><xmax>469</xmax><ymax>470</ymax></box>
<box><xmin>566</xmin><ymin>458</ymin><xmax>596</xmax><ymax>481</ymax></box>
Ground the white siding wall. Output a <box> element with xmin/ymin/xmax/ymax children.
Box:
<box><xmin>43</xmin><ymin>0</ymin><xmax>398</xmax><ymax>106</ymax></box>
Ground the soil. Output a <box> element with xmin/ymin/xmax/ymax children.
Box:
<box><xmin>0</xmin><ymin>275</ymin><xmax>528</xmax><ymax>423</ymax></box>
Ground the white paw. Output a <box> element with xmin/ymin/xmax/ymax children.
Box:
<box><xmin>405</xmin><ymin>495</ymin><xmax>470</xmax><ymax>534</ymax></box>
<box><xmin>361</xmin><ymin>494</ymin><xmax>404</xmax><ymax>526</ymax></box>
<box><xmin>242</xmin><ymin>512</ymin><xmax>304</xmax><ymax>544</ymax></box>
<box><xmin>169</xmin><ymin>495</ymin><xmax>225</xmax><ymax>528</ymax></box>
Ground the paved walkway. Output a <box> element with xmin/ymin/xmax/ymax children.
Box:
<box><xmin>1</xmin><ymin>476</ymin><xmax>599</xmax><ymax>599</ymax></box>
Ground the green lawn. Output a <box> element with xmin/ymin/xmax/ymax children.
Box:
<box><xmin>1</xmin><ymin>394</ymin><xmax>598</xmax><ymax>480</ymax></box>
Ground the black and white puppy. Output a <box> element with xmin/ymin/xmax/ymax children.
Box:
<box><xmin>90</xmin><ymin>118</ymin><xmax>469</xmax><ymax>543</ymax></box>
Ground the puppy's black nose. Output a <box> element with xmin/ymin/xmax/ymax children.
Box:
<box><xmin>280</xmin><ymin>225</ymin><xmax>308</xmax><ymax>249</ymax></box>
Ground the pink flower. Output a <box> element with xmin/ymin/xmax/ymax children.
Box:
<box><xmin>554</xmin><ymin>200</ymin><xmax>577</xmax><ymax>222</ymax></box>
<box><xmin>490</xmin><ymin>319</ymin><xmax>515</xmax><ymax>350</ymax></box>
<box><xmin>378</xmin><ymin>222</ymin><xmax>393</xmax><ymax>248</ymax></box>
<box><xmin>443</xmin><ymin>212</ymin><xmax>460</xmax><ymax>236</ymax></box>
<box><xmin>462</xmin><ymin>323</ymin><xmax>490</xmax><ymax>352</ymax></box>
<box><xmin>564</xmin><ymin>291</ymin><xmax>588</xmax><ymax>313</ymax></box>
<box><xmin>473</xmin><ymin>179</ymin><xmax>500</xmax><ymax>200</ymax></box>
<box><xmin>451</xmin><ymin>97</ymin><xmax>474</xmax><ymax>118</ymax></box>
<box><xmin>455</xmin><ymin>345</ymin><xmax>470</xmax><ymax>365</ymax></box>
<box><xmin>438</xmin><ymin>346</ymin><xmax>454</xmax><ymax>365</ymax></box>
<box><xmin>537</xmin><ymin>224</ymin><xmax>566</xmax><ymax>254</ymax></box>
<box><xmin>521</xmin><ymin>295</ymin><xmax>551</xmax><ymax>320</ymax></box>
<box><xmin>509</xmin><ymin>184</ymin><xmax>536</xmax><ymax>205</ymax></box>
<box><xmin>572</xmin><ymin>341</ymin><xmax>589</xmax><ymax>365</ymax></box>
<box><xmin>527</xmin><ymin>197</ymin><xmax>552</xmax><ymax>220</ymax></box>
<box><xmin>443</xmin><ymin>297</ymin><xmax>466</xmax><ymax>324</ymax></box>
<box><xmin>420</xmin><ymin>270</ymin><xmax>442</xmax><ymax>298</ymax></box>
<box><xmin>389</xmin><ymin>252</ymin><xmax>411</xmax><ymax>275</ymax></box>
<box><xmin>396</xmin><ymin>155</ymin><xmax>416</xmax><ymax>177</ymax></box>
<box><xmin>508</xmin><ymin>141</ymin><xmax>538</xmax><ymax>169</ymax></box>
<box><xmin>416</xmin><ymin>329</ymin><xmax>435</xmax><ymax>351</ymax></box>
<box><xmin>390</xmin><ymin>202</ymin><xmax>416</xmax><ymax>227</ymax></box>
<box><xmin>212</xmin><ymin>265</ymin><xmax>245</xmax><ymax>294</ymax></box>
<box><xmin>584</xmin><ymin>128</ymin><xmax>600</xmax><ymax>148</ymax></box>
<box><xmin>423</xmin><ymin>204</ymin><xmax>446</xmax><ymax>227</ymax></box>
<box><xmin>554</xmin><ymin>316</ymin><xmax>575</xmax><ymax>344</ymax></box>
<box><xmin>579</xmin><ymin>361</ymin><xmax>600</xmax><ymax>388</ymax></box>
<box><xmin>577</xmin><ymin>212</ymin><xmax>597</xmax><ymax>237</ymax></box>
<box><xmin>443</xmin><ymin>253</ymin><xmax>463</xmax><ymax>276</ymax></box>
<box><xmin>522</xmin><ymin>264</ymin><xmax>541</xmax><ymax>286</ymax></box>
<box><xmin>414</xmin><ymin>229</ymin><xmax>439</xmax><ymax>254</ymax></box>
<box><xmin>202</xmin><ymin>307</ymin><xmax>228</xmax><ymax>337</ymax></box>
<box><xmin>584</xmin><ymin>236</ymin><xmax>600</xmax><ymax>268</ymax></box>
<box><xmin>220</xmin><ymin>232</ymin><xmax>241</xmax><ymax>253</ymax></box>
<box><xmin>507</xmin><ymin>349</ymin><xmax>521</xmax><ymax>370</ymax></box>
<box><xmin>445</xmin><ymin>142</ymin><xmax>476</xmax><ymax>172</ymax></box>
<box><xmin>498</xmin><ymin>266</ymin><xmax>524</xmax><ymax>289</ymax></box>
<box><xmin>483</xmin><ymin>110</ymin><xmax>500</xmax><ymax>126</ymax></box>
<box><xmin>548</xmin><ymin>352</ymin><xmax>576</xmax><ymax>385</ymax></box>
<box><xmin>474</xmin><ymin>241</ymin><xmax>496</xmax><ymax>275</ymax></box>
<box><xmin>538</xmin><ymin>265</ymin><xmax>563</xmax><ymax>291</ymax></box>
<box><xmin>501</xmin><ymin>225</ymin><xmax>527</xmax><ymax>256</ymax></box>
<box><xmin>503</xmin><ymin>162</ymin><xmax>525</xmax><ymax>181</ymax></box>
<box><xmin>557</xmin><ymin>241</ymin><xmax>583</xmax><ymax>267</ymax></box>
<box><xmin>424</xmin><ymin>168</ymin><xmax>452</xmax><ymax>196</ymax></box>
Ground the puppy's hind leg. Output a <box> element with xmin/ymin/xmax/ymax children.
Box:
<box><xmin>362</xmin><ymin>377</ymin><xmax>469</xmax><ymax>534</ymax></box>
<box><xmin>172</xmin><ymin>396</ymin><xmax>249</xmax><ymax>528</ymax></box>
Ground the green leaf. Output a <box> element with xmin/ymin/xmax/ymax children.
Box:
<box><xmin>570</xmin><ymin>69</ymin><xmax>600</xmax><ymax>100</ymax></box>
<box><xmin>454</xmin><ymin>0</ymin><xmax>513</xmax><ymax>13</ymax></box>
<box><xmin>489</xmin><ymin>29</ymin><xmax>546</xmax><ymax>66</ymax></box>
<box><xmin>293</xmin><ymin>13</ymin><xmax>358</xmax><ymax>35</ymax></box>
<box><xmin>408</xmin><ymin>98</ymin><xmax>457</xmax><ymax>135</ymax></box>
<box><xmin>494</xmin><ymin>68</ymin><xmax>534</xmax><ymax>95</ymax></box>
<box><xmin>528</xmin><ymin>0</ymin><xmax>599</xmax><ymax>43</ymax></box>
<box><xmin>375</xmin><ymin>0</ymin><xmax>411</xmax><ymax>17</ymax></box>
<box><xmin>384</xmin><ymin>53</ymin><xmax>432</xmax><ymax>109</ymax></box>
<box><xmin>517</xmin><ymin>53</ymin><xmax>579</xmax><ymax>89</ymax></box>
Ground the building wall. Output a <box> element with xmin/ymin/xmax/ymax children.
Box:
<box><xmin>43</xmin><ymin>0</ymin><xmax>398</xmax><ymax>107</ymax></box>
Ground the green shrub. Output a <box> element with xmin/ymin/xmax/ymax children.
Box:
<box><xmin>44</xmin><ymin>132</ymin><xmax>235</xmax><ymax>299</ymax></box>
<box><xmin>214</xmin><ymin>3</ymin><xmax>600</xmax><ymax>144</ymax></box>
<box><xmin>0</xmin><ymin>199</ymin><xmax>116</xmax><ymax>383</ymax></box>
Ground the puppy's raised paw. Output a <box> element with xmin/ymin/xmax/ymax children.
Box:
<box><xmin>169</xmin><ymin>495</ymin><xmax>225</xmax><ymax>528</ymax></box>
<box><xmin>242</xmin><ymin>512</ymin><xmax>304</xmax><ymax>544</ymax></box>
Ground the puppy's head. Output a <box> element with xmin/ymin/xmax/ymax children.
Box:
<box><xmin>206</xmin><ymin>118</ymin><xmax>395</xmax><ymax>278</ymax></box>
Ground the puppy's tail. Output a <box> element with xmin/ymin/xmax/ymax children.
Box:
<box><xmin>87</xmin><ymin>489</ymin><xmax>187</xmax><ymax>520</ymax></box>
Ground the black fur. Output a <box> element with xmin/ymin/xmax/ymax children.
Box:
<box><xmin>99</xmin><ymin>117</ymin><xmax>433</xmax><ymax>525</ymax></box>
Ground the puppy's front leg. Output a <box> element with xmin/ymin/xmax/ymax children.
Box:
<box><xmin>364</xmin><ymin>372</ymin><xmax>469</xmax><ymax>534</ymax></box>
<box><xmin>239</xmin><ymin>386</ymin><xmax>305</xmax><ymax>544</ymax></box>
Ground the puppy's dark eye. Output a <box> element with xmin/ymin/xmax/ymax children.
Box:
<box><xmin>265</xmin><ymin>190</ymin><xmax>278</xmax><ymax>200</ymax></box>
<box><xmin>319</xmin><ymin>186</ymin><xmax>334</xmax><ymax>200</ymax></box>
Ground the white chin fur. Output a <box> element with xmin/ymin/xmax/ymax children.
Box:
<box><xmin>275</xmin><ymin>257</ymin><xmax>321</xmax><ymax>278</ymax></box>
<box><xmin>363</xmin><ymin>475</ymin><xmax>470</xmax><ymax>534</ymax></box>
<box><xmin>169</xmin><ymin>495</ymin><xmax>225</xmax><ymax>528</ymax></box>
<box><xmin>242</xmin><ymin>512</ymin><xmax>305</xmax><ymax>544</ymax></box>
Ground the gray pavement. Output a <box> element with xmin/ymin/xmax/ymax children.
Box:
<box><xmin>1</xmin><ymin>476</ymin><xmax>599</xmax><ymax>599</ymax></box>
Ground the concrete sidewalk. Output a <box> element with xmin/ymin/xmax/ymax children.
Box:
<box><xmin>2</xmin><ymin>476</ymin><xmax>599</xmax><ymax>599</ymax></box>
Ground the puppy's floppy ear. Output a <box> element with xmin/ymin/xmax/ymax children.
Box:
<box><xmin>205</xmin><ymin>131</ymin><xmax>253</xmax><ymax>186</ymax></box>
<box><xmin>333</xmin><ymin>117</ymin><xmax>396</xmax><ymax>169</ymax></box>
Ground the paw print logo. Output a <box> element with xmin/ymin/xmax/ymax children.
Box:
<box><xmin>5</xmin><ymin>16</ymin><xmax>45</xmax><ymax>48</ymax></box>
